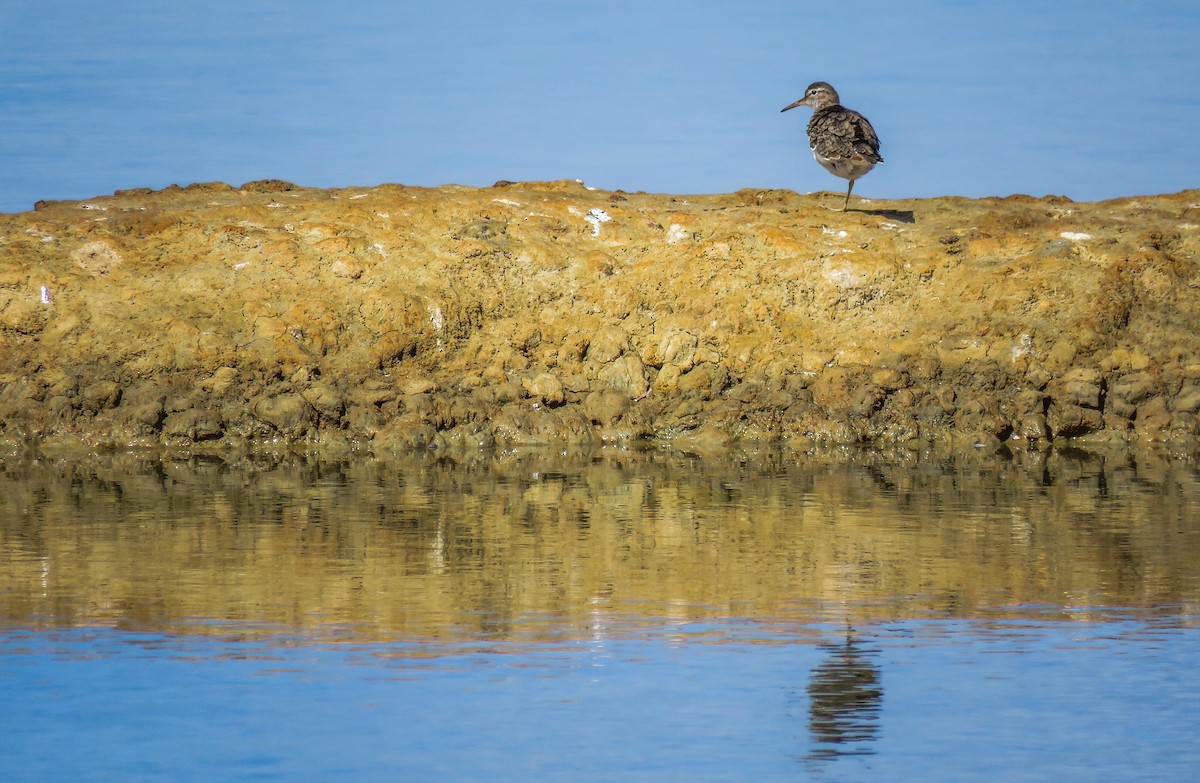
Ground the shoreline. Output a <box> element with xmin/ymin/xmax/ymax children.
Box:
<box><xmin>3</xmin><ymin>180</ymin><xmax>1200</xmax><ymax>455</ymax></box>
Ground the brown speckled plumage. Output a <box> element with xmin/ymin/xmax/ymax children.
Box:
<box><xmin>781</xmin><ymin>82</ymin><xmax>882</xmax><ymax>211</ymax></box>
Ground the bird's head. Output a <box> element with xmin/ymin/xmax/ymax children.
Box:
<box><xmin>781</xmin><ymin>81</ymin><xmax>840</xmax><ymax>113</ymax></box>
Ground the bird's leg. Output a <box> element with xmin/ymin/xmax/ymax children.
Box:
<box><xmin>843</xmin><ymin>180</ymin><xmax>855</xmax><ymax>212</ymax></box>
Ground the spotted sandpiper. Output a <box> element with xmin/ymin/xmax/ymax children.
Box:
<box><xmin>781</xmin><ymin>82</ymin><xmax>882</xmax><ymax>211</ymax></box>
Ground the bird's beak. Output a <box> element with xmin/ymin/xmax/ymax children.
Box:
<box><xmin>780</xmin><ymin>98</ymin><xmax>806</xmax><ymax>112</ymax></box>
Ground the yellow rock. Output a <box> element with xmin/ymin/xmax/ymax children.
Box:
<box><xmin>3</xmin><ymin>181</ymin><xmax>1200</xmax><ymax>447</ymax></box>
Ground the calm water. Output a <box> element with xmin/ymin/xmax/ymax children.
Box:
<box><xmin>2</xmin><ymin>445</ymin><xmax>1199</xmax><ymax>781</ymax></box>
<box><xmin>3</xmin><ymin>3</ymin><xmax>1199</xmax><ymax>213</ymax></box>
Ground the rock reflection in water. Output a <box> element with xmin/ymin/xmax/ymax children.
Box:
<box><xmin>1</xmin><ymin>444</ymin><xmax>1199</xmax><ymax>642</ymax></box>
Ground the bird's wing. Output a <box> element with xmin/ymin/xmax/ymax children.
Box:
<box><xmin>810</xmin><ymin>108</ymin><xmax>883</xmax><ymax>164</ymax></box>
<box><xmin>849</xmin><ymin>111</ymin><xmax>883</xmax><ymax>163</ymax></box>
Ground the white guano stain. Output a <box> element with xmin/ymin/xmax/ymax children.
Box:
<box><xmin>584</xmin><ymin>208</ymin><xmax>611</xmax><ymax>236</ymax></box>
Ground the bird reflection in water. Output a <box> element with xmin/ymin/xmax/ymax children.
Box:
<box><xmin>801</xmin><ymin>631</ymin><xmax>883</xmax><ymax>763</ymax></box>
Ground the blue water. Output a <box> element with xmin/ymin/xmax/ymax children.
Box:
<box><xmin>3</xmin><ymin>616</ymin><xmax>1197</xmax><ymax>782</ymax></box>
<box><xmin>2</xmin><ymin>1</ymin><xmax>1198</xmax><ymax>213</ymax></box>
<box><xmin>3</xmin><ymin>448</ymin><xmax>1198</xmax><ymax>780</ymax></box>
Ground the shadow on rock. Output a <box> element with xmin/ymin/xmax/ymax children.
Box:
<box><xmin>854</xmin><ymin>208</ymin><xmax>915</xmax><ymax>222</ymax></box>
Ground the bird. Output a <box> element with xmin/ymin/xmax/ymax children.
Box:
<box><xmin>781</xmin><ymin>82</ymin><xmax>882</xmax><ymax>211</ymax></box>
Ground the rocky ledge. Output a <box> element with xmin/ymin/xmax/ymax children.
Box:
<box><xmin>2</xmin><ymin>180</ymin><xmax>1199</xmax><ymax>454</ymax></box>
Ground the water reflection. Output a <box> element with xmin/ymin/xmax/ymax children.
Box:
<box><xmin>3</xmin><ymin>444</ymin><xmax>1200</xmax><ymax>783</ymax></box>
<box><xmin>805</xmin><ymin>631</ymin><xmax>882</xmax><ymax>760</ymax></box>
<box><xmin>1</xmin><ymin>443</ymin><xmax>1199</xmax><ymax>642</ymax></box>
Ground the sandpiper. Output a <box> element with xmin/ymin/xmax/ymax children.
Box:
<box><xmin>781</xmin><ymin>82</ymin><xmax>882</xmax><ymax>211</ymax></box>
